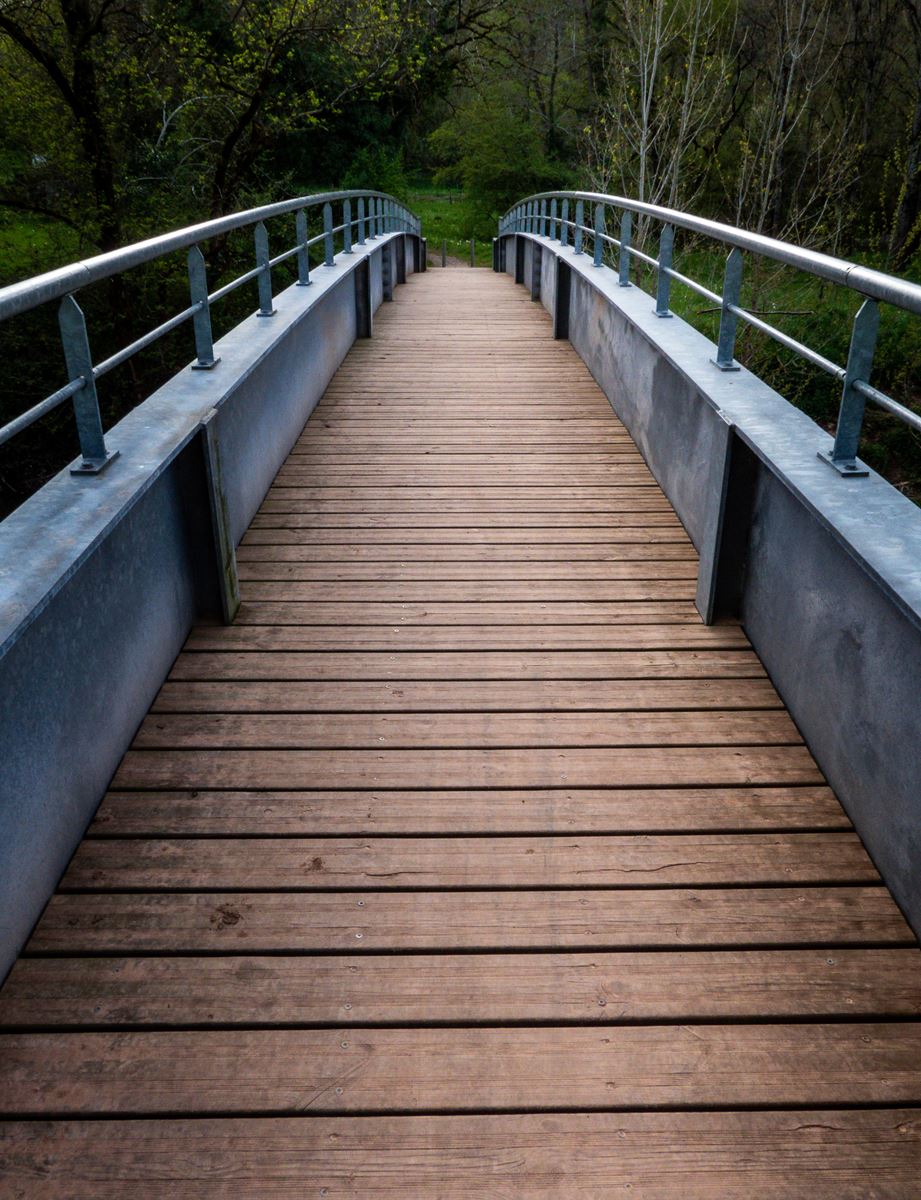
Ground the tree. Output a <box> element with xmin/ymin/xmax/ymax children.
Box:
<box><xmin>583</xmin><ymin>0</ymin><xmax>730</xmax><ymax>241</ymax></box>
<box><xmin>0</xmin><ymin>0</ymin><xmax>429</xmax><ymax>251</ymax></box>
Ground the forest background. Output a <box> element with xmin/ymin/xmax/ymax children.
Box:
<box><xmin>1</xmin><ymin>0</ymin><xmax>921</xmax><ymax>509</ymax></box>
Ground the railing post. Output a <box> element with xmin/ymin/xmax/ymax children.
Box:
<box><xmin>357</xmin><ymin>197</ymin><xmax>366</xmax><ymax>245</ymax></box>
<box><xmin>820</xmin><ymin>298</ymin><xmax>879</xmax><ymax>476</ymax></box>
<box><xmin>343</xmin><ymin>199</ymin><xmax>353</xmax><ymax>254</ymax></box>
<box><xmin>323</xmin><ymin>203</ymin><xmax>334</xmax><ymax>266</ymax></box>
<box><xmin>58</xmin><ymin>295</ymin><xmax>118</xmax><ymax>474</ymax></box>
<box><xmin>655</xmin><ymin>225</ymin><xmax>674</xmax><ymax>318</ymax></box>
<box><xmin>560</xmin><ymin>198</ymin><xmax>569</xmax><ymax>248</ymax></box>
<box><xmin>574</xmin><ymin>200</ymin><xmax>584</xmax><ymax>255</ymax></box>
<box><xmin>618</xmin><ymin>212</ymin><xmax>632</xmax><ymax>286</ymax></box>
<box><xmin>549</xmin><ymin>199</ymin><xmax>557</xmax><ymax>239</ymax></box>
<box><xmin>295</xmin><ymin>210</ymin><xmax>310</xmax><ymax>286</ymax></box>
<box><xmin>254</xmin><ymin>221</ymin><xmax>275</xmax><ymax>317</ymax></box>
<box><xmin>187</xmin><ymin>246</ymin><xmax>220</xmax><ymax>369</ymax></box>
<box><xmin>593</xmin><ymin>204</ymin><xmax>604</xmax><ymax>267</ymax></box>
<box><xmin>713</xmin><ymin>248</ymin><xmax>743</xmax><ymax>370</ymax></box>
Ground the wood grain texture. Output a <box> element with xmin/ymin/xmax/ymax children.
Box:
<box><xmin>3</xmin><ymin>1111</ymin><xmax>920</xmax><ymax>1199</ymax></box>
<box><xmin>3</xmin><ymin>1024</ymin><xmax>921</xmax><ymax>1114</ymax></box>
<box><xmin>5</xmin><ymin>949</ymin><xmax>920</xmax><ymax>1027</ymax></box>
<box><xmin>167</xmin><ymin>649</ymin><xmax>768</xmax><ymax>681</ymax></box>
<box><xmin>88</xmin><ymin>786</ymin><xmax>846</xmax><ymax>836</ymax></box>
<box><xmin>110</xmin><ymin>744</ymin><xmax>825</xmax><ymax>790</ymax></box>
<box><xmin>150</xmin><ymin>678</ymin><xmax>782</xmax><ymax>714</ymax></box>
<box><xmin>60</xmin><ymin>833</ymin><xmax>875</xmax><ymax>891</ymax></box>
<box><xmin>131</xmin><ymin>709</ymin><xmax>803</xmax><ymax>750</ymax></box>
<box><xmin>28</xmin><ymin>887</ymin><xmax>913</xmax><ymax>954</ymax></box>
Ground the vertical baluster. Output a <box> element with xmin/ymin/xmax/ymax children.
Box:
<box><xmin>822</xmin><ymin>299</ymin><xmax>879</xmax><ymax>475</ymax></box>
<box><xmin>593</xmin><ymin>204</ymin><xmax>604</xmax><ymax>267</ymax></box>
<box><xmin>254</xmin><ymin>221</ymin><xmax>275</xmax><ymax>316</ymax></box>
<box><xmin>323</xmin><ymin>203</ymin><xmax>334</xmax><ymax>265</ymax></box>
<box><xmin>713</xmin><ymin>248</ymin><xmax>743</xmax><ymax>370</ymax></box>
<box><xmin>357</xmin><ymin>197</ymin><xmax>366</xmax><ymax>244</ymax></box>
<box><xmin>343</xmin><ymin>199</ymin><xmax>353</xmax><ymax>254</ymax></box>
<box><xmin>295</xmin><ymin>210</ymin><xmax>310</xmax><ymax>286</ymax></box>
<box><xmin>618</xmin><ymin>213</ymin><xmax>632</xmax><ymax>286</ymax></box>
<box><xmin>560</xmin><ymin>198</ymin><xmax>569</xmax><ymax>247</ymax></box>
<box><xmin>59</xmin><ymin>295</ymin><xmax>118</xmax><ymax>474</ymax></box>
<box><xmin>655</xmin><ymin>225</ymin><xmax>674</xmax><ymax>317</ymax></box>
<box><xmin>188</xmin><ymin>246</ymin><xmax>220</xmax><ymax>366</ymax></box>
<box><xmin>574</xmin><ymin>200</ymin><xmax>584</xmax><ymax>255</ymax></box>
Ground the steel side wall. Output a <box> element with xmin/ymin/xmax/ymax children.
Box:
<box><xmin>0</xmin><ymin>236</ymin><xmax>416</xmax><ymax>979</ymax></box>
<box><xmin>503</xmin><ymin>232</ymin><xmax>921</xmax><ymax>937</ymax></box>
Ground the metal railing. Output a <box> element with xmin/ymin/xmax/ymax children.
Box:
<box><xmin>0</xmin><ymin>191</ymin><xmax>419</xmax><ymax>473</ymax></box>
<box><xmin>500</xmin><ymin>191</ymin><xmax>921</xmax><ymax>476</ymax></box>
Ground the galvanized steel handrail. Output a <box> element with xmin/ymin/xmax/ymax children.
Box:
<box><xmin>500</xmin><ymin>190</ymin><xmax>921</xmax><ymax>474</ymax></box>
<box><xmin>0</xmin><ymin>190</ymin><xmax>420</xmax><ymax>473</ymax></box>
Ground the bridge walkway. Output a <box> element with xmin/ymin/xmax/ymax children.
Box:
<box><xmin>1</xmin><ymin>267</ymin><xmax>920</xmax><ymax>1194</ymax></box>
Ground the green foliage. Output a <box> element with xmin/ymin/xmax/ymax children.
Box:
<box><xmin>408</xmin><ymin>187</ymin><xmax>492</xmax><ymax>261</ymax></box>
<box><xmin>430</xmin><ymin>84</ymin><xmax>565</xmax><ymax>228</ymax></box>
<box><xmin>341</xmin><ymin>146</ymin><xmax>409</xmax><ymax>200</ymax></box>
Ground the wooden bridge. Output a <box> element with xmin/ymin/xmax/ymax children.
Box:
<box><xmin>1</xmin><ymin>267</ymin><xmax>920</xmax><ymax>1195</ymax></box>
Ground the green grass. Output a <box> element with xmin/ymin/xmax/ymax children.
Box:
<box><xmin>408</xmin><ymin>188</ymin><xmax>494</xmax><ymax>266</ymax></box>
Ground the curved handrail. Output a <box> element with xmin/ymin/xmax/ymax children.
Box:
<box><xmin>0</xmin><ymin>190</ymin><xmax>421</xmax><ymax>472</ymax></box>
<box><xmin>0</xmin><ymin>190</ymin><xmax>418</xmax><ymax>320</ymax></box>
<box><xmin>499</xmin><ymin>191</ymin><xmax>921</xmax><ymax>473</ymax></box>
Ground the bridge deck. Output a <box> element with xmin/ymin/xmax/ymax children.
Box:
<box><xmin>2</xmin><ymin>268</ymin><xmax>921</xmax><ymax>1194</ymax></box>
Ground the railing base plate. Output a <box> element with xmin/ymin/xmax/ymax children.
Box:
<box><xmin>817</xmin><ymin>449</ymin><xmax>870</xmax><ymax>477</ymax></box>
<box><xmin>70</xmin><ymin>450</ymin><xmax>120</xmax><ymax>476</ymax></box>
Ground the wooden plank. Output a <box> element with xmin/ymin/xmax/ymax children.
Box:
<box><xmin>89</xmin><ymin>786</ymin><xmax>845</xmax><ymax>836</ymax></box>
<box><xmin>150</xmin><ymin>678</ymin><xmax>783</xmax><ymax>714</ymax></box>
<box><xmin>181</xmin><ymin>626</ymin><xmax>750</xmax><ymax>652</ymax></box>
<box><xmin>5</xmin><ymin>949</ymin><xmax>920</xmax><ymax>1027</ymax></box>
<box><xmin>240</xmin><ymin>527</ymin><xmax>688</xmax><ymax>545</ymax></box>
<box><xmin>28</xmin><ymin>887</ymin><xmax>913</xmax><ymax>954</ymax></box>
<box><xmin>132</xmin><ymin>710</ymin><xmax>803</xmax><ymax>750</ymax></box>
<box><xmin>236</xmin><ymin>563</ymin><xmax>701</xmax><ymax>582</ymax></box>
<box><xmin>110</xmin><ymin>745</ymin><xmax>824</xmax><ymax>790</ymax></box>
<box><xmin>167</xmin><ymin>649</ymin><xmax>768</xmax><ymax>681</ymax></box>
<box><xmin>231</xmin><ymin>600</ymin><xmax>703</xmax><ymax>625</ymax></box>
<box><xmin>259</xmin><ymin>496</ymin><xmax>676</xmax><ymax>511</ymax></box>
<box><xmin>60</xmin><ymin>833</ymin><xmax>873</xmax><ymax>891</ymax></box>
<box><xmin>3</xmin><ymin>1110</ymin><xmax>920</xmax><ymax>1198</ymax></box>
<box><xmin>262</xmin><ymin>486</ymin><xmax>665</xmax><ymax>500</ymax></box>
<box><xmin>271</xmin><ymin>471</ymin><xmax>658</xmax><ymax>485</ymax></box>
<box><xmin>248</xmin><ymin>508</ymin><xmax>681</xmax><ymax>523</ymax></box>
<box><xmin>243</xmin><ymin>581</ymin><xmax>697</xmax><ymax>604</ymax></box>
<box><xmin>3</xmin><ymin>1024</ymin><xmax>921</xmax><ymax>1114</ymax></box>
<box><xmin>235</xmin><ymin>543</ymin><xmax>699</xmax><ymax>560</ymax></box>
